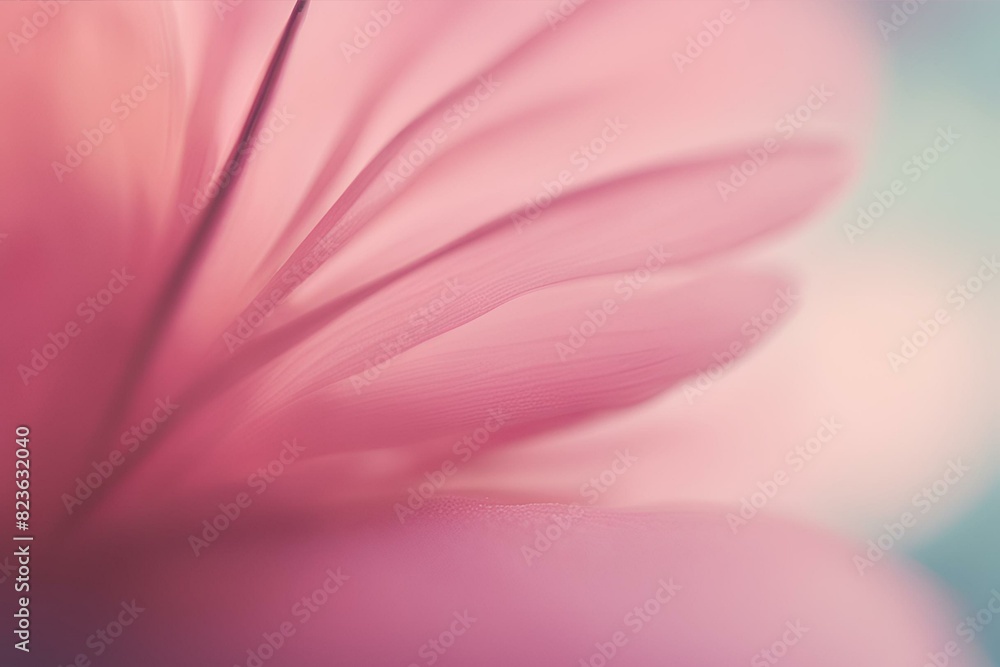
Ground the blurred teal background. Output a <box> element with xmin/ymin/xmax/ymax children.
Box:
<box><xmin>869</xmin><ymin>2</ymin><xmax>1000</xmax><ymax>666</ymax></box>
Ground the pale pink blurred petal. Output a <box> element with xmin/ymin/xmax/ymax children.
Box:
<box><xmin>89</xmin><ymin>270</ymin><xmax>792</xmax><ymax>517</ymax></box>
<box><xmin>45</xmin><ymin>501</ymin><xmax>986</xmax><ymax>666</ymax></box>
<box><xmin>6</xmin><ymin>3</ymin><xmax>970</xmax><ymax>667</ymax></box>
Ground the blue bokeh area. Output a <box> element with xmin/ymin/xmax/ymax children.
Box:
<box><xmin>870</xmin><ymin>2</ymin><xmax>1000</xmax><ymax>666</ymax></box>
<box><xmin>912</xmin><ymin>476</ymin><xmax>1000</xmax><ymax>667</ymax></box>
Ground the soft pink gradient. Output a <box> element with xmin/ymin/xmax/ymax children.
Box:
<box><xmin>50</xmin><ymin>500</ymin><xmax>985</xmax><ymax>666</ymax></box>
<box><xmin>0</xmin><ymin>1</ymin><xmax>981</xmax><ymax>665</ymax></box>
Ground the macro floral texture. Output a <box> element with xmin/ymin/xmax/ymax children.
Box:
<box><xmin>0</xmin><ymin>1</ymin><xmax>994</xmax><ymax>666</ymax></box>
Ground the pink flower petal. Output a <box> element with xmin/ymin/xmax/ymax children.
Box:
<box><xmin>43</xmin><ymin>501</ymin><xmax>985</xmax><ymax>667</ymax></box>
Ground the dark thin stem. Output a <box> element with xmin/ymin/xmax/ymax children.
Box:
<box><xmin>66</xmin><ymin>0</ymin><xmax>309</xmax><ymax>539</ymax></box>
